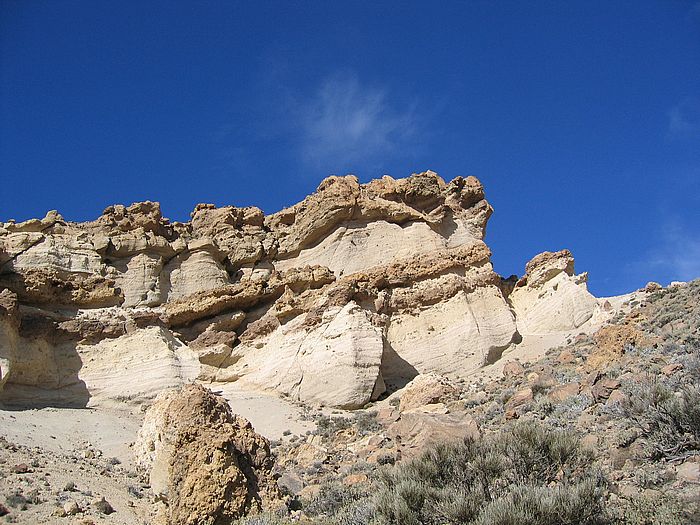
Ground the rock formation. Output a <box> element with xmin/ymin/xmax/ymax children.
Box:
<box><xmin>0</xmin><ymin>170</ymin><xmax>606</xmax><ymax>408</ymax></box>
<box><xmin>135</xmin><ymin>384</ymin><xmax>279</xmax><ymax>524</ymax></box>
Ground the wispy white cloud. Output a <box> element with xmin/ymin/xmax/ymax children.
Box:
<box><xmin>296</xmin><ymin>72</ymin><xmax>419</xmax><ymax>172</ymax></box>
<box><xmin>646</xmin><ymin>220</ymin><xmax>700</xmax><ymax>282</ymax></box>
<box><xmin>667</xmin><ymin>97</ymin><xmax>700</xmax><ymax>139</ymax></box>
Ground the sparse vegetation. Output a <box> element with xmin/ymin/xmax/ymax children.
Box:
<box><xmin>620</xmin><ymin>376</ymin><xmax>700</xmax><ymax>460</ymax></box>
<box><xmin>241</xmin><ymin>281</ymin><xmax>700</xmax><ymax>525</ymax></box>
<box><xmin>314</xmin><ymin>411</ymin><xmax>381</xmax><ymax>441</ymax></box>
<box><xmin>372</xmin><ymin>421</ymin><xmax>606</xmax><ymax>525</ymax></box>
<box><xmin>245</xmin><ymin>422</ymin><xmax>613</xmax><ymax>525</ymax></box>
<box><xmin>611</xmin><ymin>493</ymin><xmax>690</xmax><ymax>525</ymax></box>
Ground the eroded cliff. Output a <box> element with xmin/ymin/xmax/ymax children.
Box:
<box><xmin>0</xmin><ymin>171</ymin><xmax>606</xmax><ymax>409</ymax></box>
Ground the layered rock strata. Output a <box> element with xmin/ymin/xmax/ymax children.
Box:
<box><xmin>0</xmin><ymin>171</ymin><xmax>604</xmax><ymax>408</ymax></box>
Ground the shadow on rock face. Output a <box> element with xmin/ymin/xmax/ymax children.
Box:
<box><xmin>0</xmin><ymin>380</ymin><xmax>90</xmax><ymax>409</ymax></box>
<box><xmin>0</xmin><ymin>305</ymin><xmax>91</xmax><ymax>409</ymax></box>
<box><xmin>380</xmin><ymin>339</ymin><xmax>419</xmax><ymax>394</ymax></box>
<box><xmin>0</xmin><ymin>339</ymin><xmax>91</xmax><ymax>409</ymax></box>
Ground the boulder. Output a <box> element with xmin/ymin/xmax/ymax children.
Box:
<box><xmin>398</xmin><ymin>373</ymin><xmax>460</xmax><ymax>412</ymax></box>
<box><xmin>389</xmin><ymin>405</ymin><xmax>480</xmax><ymax>456</ymax></box>
<box><xmin>135</xmin><ymin>384</ymin><xmax>279</xmax><ymax>524</ymax></box>
<box><xmin>548</xmin><ymin>382</ymin><xmax>580</xmax><ymax>402</ymax></box>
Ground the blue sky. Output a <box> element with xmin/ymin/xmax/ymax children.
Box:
<box><xmin>1</xmin><ymin>1</ymin><xmax>699</xmax><ymax>296</ymax></box>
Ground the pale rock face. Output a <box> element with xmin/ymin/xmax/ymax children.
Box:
<box><xmin>0</xmin><ymin>290</ymin><xmax>86</xmax><ymax>405</ymax></box>
<box><xmin>11</xmin><ymin>234</ymin><xmax>104</xmax><ymax>275</ymax></box>
<box><xmin>385</xmin><ymin>285</ymin><xmax>517</xmax><ymax>383</ymax></box>
<box><xmin>0</xmin><ymin>291</ymin><xmax>19</xmax><ymax>390</ymax></box>
<box><xmin>0</xmin><ymin>319</ymin><xmax>18</xmax><ymax>390</ymax></box>
<box><xmin>77</xmin><ymin>325</ymin><xmax>199</xmax><ymax>407</ymax></box>
<box><xmin>274</xmin><ymin>220</ymin><xmax>448</xmax><ymax>277</ymax></box>
<box><xmin>163</xmin><ymin>248</ymin><xmax>230</xmax><ymax>301</ymax></box>
<box><xmin>0</xmin><ymin>172</ymin><xmax>611</xmax><ymax>409</ymax></box>
<box><xmin>0</xmin><ymin>232</ymin><xmax>45</xmax><ymax>266</ymax></box>
<box><xmin>509</xmin><ymin>250</ymin><xmax>599</xmax><ymax>335</ymax></box>
<box><xmin>112</xmin><ymin>252</ymin><xmax>163</xmax><ymax>307</ymax></box>
<box><xmin>232</xmin><ymin>301</ymin><xmax>385</xmax><ymax>409</ymax></box>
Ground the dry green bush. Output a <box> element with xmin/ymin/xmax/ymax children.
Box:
<box><xmin>621</xmin><ymin>377</ymin><xmax>700</xmax><ymax>460</ymax></box>
<box><xmin>610</xmin><ymin>493</ymin><xmax>690</xmax><ymax>525</ymax></box>
<box><xmin>373</xmin><ymin>421</ymin><xmax>607</xmax><ymax>525</ymax></box>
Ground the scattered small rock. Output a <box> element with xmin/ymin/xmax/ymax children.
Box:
<box><xmin>661</xmin><ymin>363</ymin><xmax>682</xmax><ymax>376</ymax></box>
<box><xmin>277</xmin><ymin>472</ymin><xmax>304</xmax><ymax>495</ymax></box>
<box><xmin>605</xmin><ymin>389</ymin><xmax>627</xmax><ymax>406</ymax></box>
<box><xmin>591</xmin><ymin>377</ymin><xmax>621</xmax><ymax>403</ymax></box>
<box><xmin>548</xmin><ymin>382</ymin><xmax>580</xmax><ymax>402</ymax></box>
<box><xmin>677</xmin><ymin>461</ymin><xmax>700</xmax><ymax>484</ymax></box>
<box><xmin>63</xmin><ymin>500</ymin><xmax>81</xmax><ymax>516</ymax></box>
<box><xmin>343</xmin><ymin>473</ymin><xmax>369</xmax><ymax>486</ymax></box>
<box><xmin>11</xmin><ymin>463</ymin><xmax>31</xmax><ymax>474</ymax></box>
<box><xmin>503</xmin><ymin>360</ymin><xmax>525</xmax><ymax>378</ymax></box>
<box><xmin>504</xmin><ymin>408</ymin><xmax>519</xmax><ymax>420</ymax></box>
<box><xmin>505</xmin><ymin>387</ymin><xmax>533</xmax><ymax>410</ymax></box>
<box><xmin>91</xmin><ymin>495</ymin><xmax>114</xmax><ymax>514</ymax></box>
<box><xmin>557</xmin><ymin>349</ymin><xmax>576</xmax><ymax>364</ymax></box>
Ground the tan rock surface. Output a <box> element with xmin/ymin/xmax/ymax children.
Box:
<box><xmin>509</xmin><ymin>250</ymin><xmax>599</xmax><ymax>335</ymax></box>
<box><xmin>0</xmin><ymin>171</ymin><xmax>620</xmax><ymax>410</ymax></box>
<box><xmin>587</xmin><ymin>324</ymin><xmax>655</xmax><ymax>370</ymax></box>
<box><xmin>135</xmin><ymin>384</ymin><xmax>279</xmax><ymax>524</ymax></box>
<box><xmin>232</xmin><ymin>301</ymin><xmax>385</xmax><ymax>409</ymax></box>
<box><xmin>388</xmin><ymin>405</ymin><xmax>480</xmax><ymax>456</ymax></box>
<box><xmin>398</xmin><ymin>373</ymin><xmax>460</xmax><ymax>412</ymax></box>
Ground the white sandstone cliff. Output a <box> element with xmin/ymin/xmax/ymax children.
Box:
<box><xmin>0</xmin><ymin>171</ymin><xmax>606</xmax><ymax>408</ymax></box>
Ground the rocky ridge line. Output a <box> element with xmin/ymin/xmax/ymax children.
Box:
<box><xmin>0</xmin><ymin>171</ymin><xmax>604</xmax><ymax>409</ymax></box>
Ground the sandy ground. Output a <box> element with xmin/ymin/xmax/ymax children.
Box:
<box><xmin>211</xmin><ymin>382</ymin><xmax>318</xmax><ymax>440</ymax></box>
<box><xmin>0</xmin><ymin>383</ymin><xmax>318</xmax><ymax>524</ymax></box>
<box><xmin>0</xmin><ymin>407</ymin><xmax>141</xmax><ymax>468</ymax></box>
<box><xmin>0</xmin><ymin>406</ymin><xmax>152</xmax><ymax>524</ymax></box>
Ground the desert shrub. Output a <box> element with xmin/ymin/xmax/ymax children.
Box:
<box><xmin>530</xmin><ymin>382</ymin><xmax>550</xmax><ymax>396</ymax></box>
<box><xmin>304</xmin><ymin>482</ymin><xmax>372</xmax><ymax>519</ymax></box>
<box><xmin>530</xmin><ymin>396</ymin><xmax>554</xmax><ymax>416</ymax></box>
<box><xmin>610</xmin><ymin>493</ymin><xmax>690</xmax><ymax>525</ymax></box>
<box><xmin>679</xmin><ymin>342</ymin><xmax>700</xmax><ymax>382</ymax></box>
<box><xmin>315</xmin><ymin>415</ymin><xmax>352</xmax><ymax>440</ymax></box>
<box><xmin>314</xmin><ymin>411</ymin><xmax>380</xmax><ymax>442</ymax></box>
<box><xmin>331</xmin><ymin>500</ymin><xmax>376</xmax><ymax>525</ymax></box>
<box><xmin>471</xmin><ymin>479</ymin><xmax>606</xmax><ymax>525</ymax></box>
<box><xmin>348</xmin><ymin>460</ymin><xmax>377</xmax><ymax>474</ymax></box>
<box><xmin>372</xmin><ymin>421</ymin><xmax>607</xmax><ymax>525</ymax></box>
<box><xmin>552</xmin><ymin>394</ymin><xmax>591</xmax><ymax>419</ymax></box>
<box><xmin>621</xmin><ymin>377</ymin><xmax>700</xmax><ymax>460</ymax></box>
<box><xmin>353</xmin><ymin>411</ymin><xmax>381</xmax><ymax>435</ymax></box>
<box><xmin>643</xmin><ymin>280</ymin><xmax>700</xmax><ymax>346</ymax></box>
<box><xmin>499</xmin><ymin>387</ymin><xmax>516</xmax><ymax>405</ymax></box>
<box><xmin>5</xmin><ymin>492</ymin><xmax>27</xmax><ymax>510</ymax></box>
